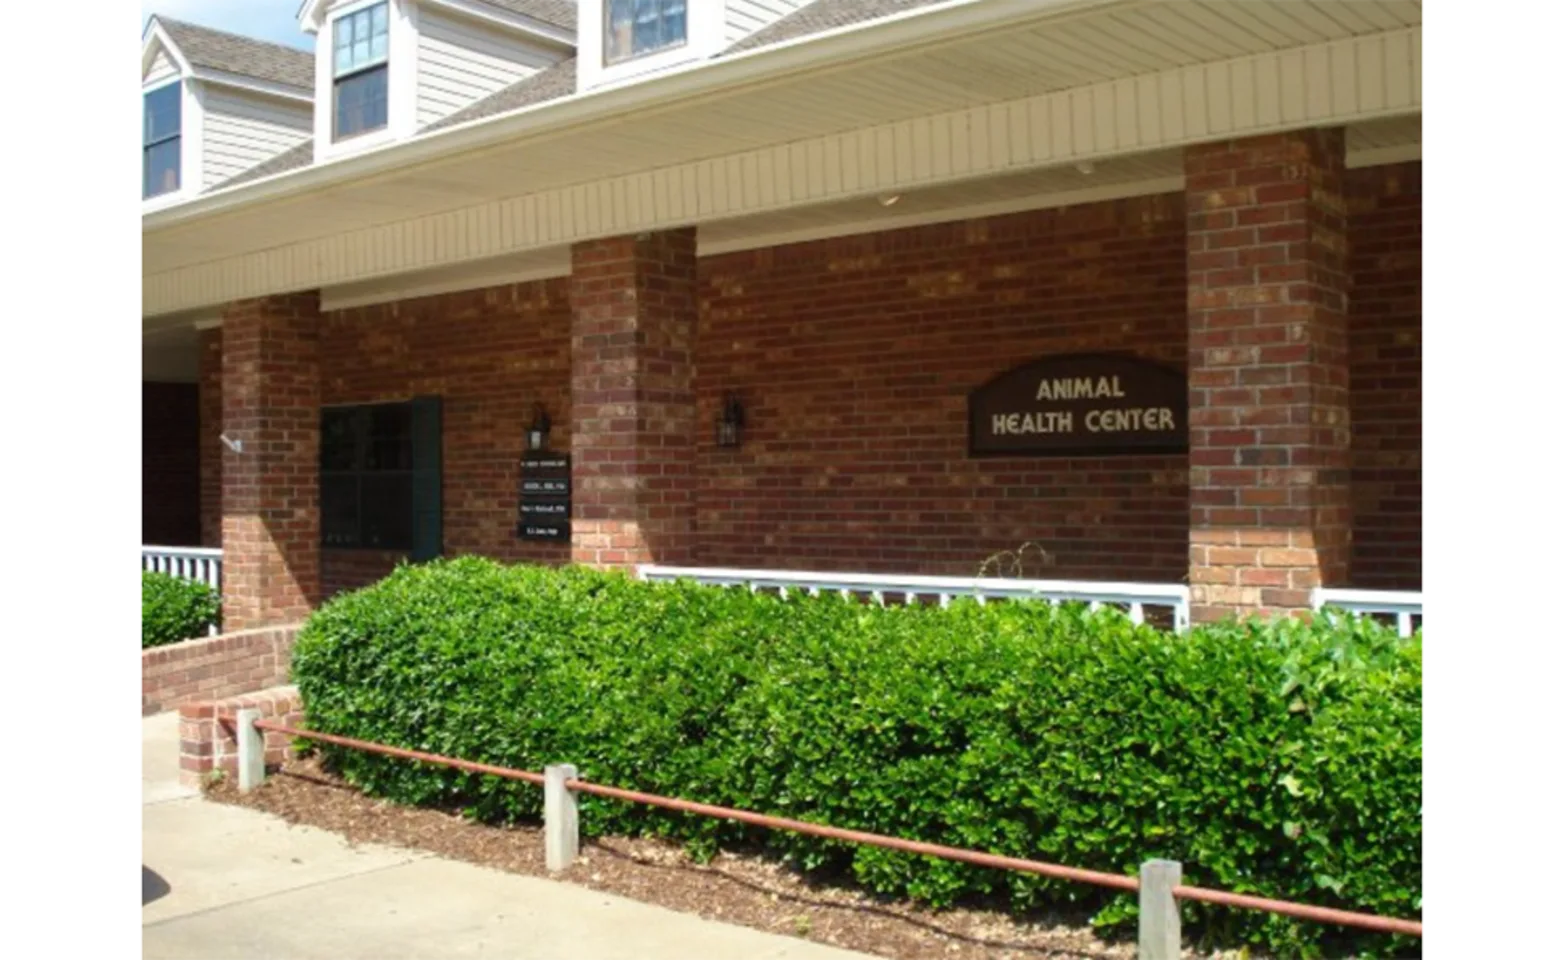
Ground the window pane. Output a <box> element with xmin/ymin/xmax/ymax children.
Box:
<box><xmin>144</xmin><ymin>83</ymin><xmax>181</xmax><ymax>144</ymax></box>
<box><xmin>334</xmin><ymin>65</ymin><xmax>389</xmax><ymax>139</ymax></box>
<box><xmin>335</xmin><ymin>2</ymin><xmax>389</xmax><ymax>75</ymax></box>
<box><xmin>321</xmin><ymin>409</ymin><xmax>361</xmax><ymax>470</ymax></box>
<box><xmin>367</xmin><ymin>404</ymin><xmax>412</xmax><ymax>470</ymax></box>
<box><xmin>606</xmin><ymin>0</ymin><xmax>633</xmax><ymax>60</ymax></box>
<box><xmin>321</xmin><ymin>475</ymin><xmax>360</xmax><ymax>546</ymax></box>
<box><xmin>360</xmin><ymin>474</ymin><xmax>412</xmax><ymax>549</ymax></box>
<box><xmin>143</xmin><ymin>138</ymin><xmax>181</xmax><ymax>198</ymax></box>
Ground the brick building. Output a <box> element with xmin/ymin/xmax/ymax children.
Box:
<box><xmin>142</xmin><ymin>0</ymin><xmax>1422</xmax><ymax>630</ymax></box>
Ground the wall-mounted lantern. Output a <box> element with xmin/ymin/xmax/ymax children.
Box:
<box><xmin>527</xmin><ymin>404</ymin><xmax>552</xmax><ymax>452</ymax></box>
<box><xmin>716</xmin><ymin>394</ymin><xmax>745</xmax><ymax>449</ymax></box>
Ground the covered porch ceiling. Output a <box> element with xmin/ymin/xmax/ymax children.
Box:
<box><xmin>142</xmin><ymin>0</ymin><xmax>1421</xmax><ymax>320</ymax></box>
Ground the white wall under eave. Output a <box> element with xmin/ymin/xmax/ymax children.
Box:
<box><xmin>201</xmin><ymin>87</ymin><xmax>313</xmax><ymax>190</ymax></box>
<box><xmin>145</xmin><ymin>48</ymin><xmax>180</xmax><ymax>87</ymax></box>
<box><xmin>415</xmin><ymin>6</ymin><xmax>559</xmax><ymax>128</ymax></box>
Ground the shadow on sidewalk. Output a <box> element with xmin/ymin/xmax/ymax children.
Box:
<box><xmin>143</xmin><ymin>866</ymin><xmax>171</xmax><ymax>906</ymax></box>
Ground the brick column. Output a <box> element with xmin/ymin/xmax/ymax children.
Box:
<box><xmin>220</xmin><ymin>293</ymin><xmax>321</xmax><ymax>629</ymax></box>
<box><xmin>198</xmin><ymin>325</ymin><xmax>222</xmax><ymax>548</ymax></box>
<box><xmin>569</xmin><ymin>230</ymin><xmax>698</xmax><ymax>568</ymax></box>
<box><xmin>1185</xmin><ymin>129</ymin><xmax>1351</xmax><ymax>623</ymax></box>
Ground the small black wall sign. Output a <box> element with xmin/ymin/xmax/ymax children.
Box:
<box><xmin>968</xmin><ymin>353</ymin><xmax>1187</xmax><ymax>457</ymax></box>
<box><xmin>517</xmin><ymin>452</ymin><xmax>571</xmax><ymax>541</ymax></box>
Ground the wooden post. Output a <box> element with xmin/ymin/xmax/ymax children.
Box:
<box><xmin>1139</xmin><ymin>858</ymin><xmax>1182</xmax><ymax>959</ymax></box>
<box><xmin>544</xmin><ymin>763</ymin><xmax>579</xmax><ymax>872</ymax></box>
<box><xmin>236</xmin><ymin>709</ymin><xmax>264</xmax><ymax>792</ymax></box>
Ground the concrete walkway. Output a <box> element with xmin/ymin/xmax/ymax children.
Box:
<box><xmin>142</xmin><ymin>713</ymin><xmax>871</xmax><ymax>960</ymax></box>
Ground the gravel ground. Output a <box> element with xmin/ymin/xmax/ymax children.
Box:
<box><xmin>207</xmin><ymin>755</ymin><xmax>1247</xmax><ymax>960</ymax></box>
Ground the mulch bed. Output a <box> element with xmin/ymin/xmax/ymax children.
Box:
<box><xmin>207</xmin><ymin>755</ymin><xmax>1241</xmax><ymax>960</ymax></box>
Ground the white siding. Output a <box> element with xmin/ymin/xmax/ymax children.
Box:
<box><xmin>200</xmin><ymin>88</ymin><xmax>312</xmax><ymax>189</ymax></box>
<box><xmin>145</xmin><ymin>47</ymin><xmax>179</xmax><ymax>86</ymax></box>
<box><xmin>415</xmin><ymin>9</ymin><xmax>555</xmax><ymax>128</ymax></box>
<box><xmin>724</xmin><ymin>0</ymin><xmax>808</xmax><ymax>47</ymax></box>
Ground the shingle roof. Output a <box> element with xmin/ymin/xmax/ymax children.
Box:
<box><xmin>420</xmin><ymin>58</ymin><xmax>578</xmax><ymax>134</ymax></box>
<box><xmin>216</xmin><ymin>140</ymin><xmax>315</xmax><ymax>190</ymax></box>
<box><xmin>478</xmin><ymin>0</ymin><xmax>577</xmax><ymax>30</ymax></box>
<box><xmin>155</xmin><ymin>17</ymin><xmax>315</xmax><ymax>91</ymax></box>
<box><xmin>726</xmin><ymin>0</ymin><xmax>950</xmax><ymax>55</ymax></box>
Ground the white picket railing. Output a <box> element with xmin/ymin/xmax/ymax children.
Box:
<box><xmin>142</xmin><ymin>546</ymin><xmax>223</xmax><ymax>592</ymax></box>
<box><xmin>1313</xmin><ymin>587</ymin><xmax>1423</xmax><ymax>637</ymax></box>
<box><xmin>638</xmin><ymin>565</ymin><xmax>1191</xmax><ymax>631</ymax></box>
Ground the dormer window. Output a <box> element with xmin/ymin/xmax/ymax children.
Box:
<box><xmin>143</xmin><ymin>83</ymin><xmax>181</xmax><ymax>199</ymax></box>
<box><xmin>605</xmin><ymin>0</ymin><xmax>687</xmax><ymax>64</ymax></box>
<box><xmin>332</xmin><ymin>2</ymin><xmax>390</xmax><ymax>141</ymax></box>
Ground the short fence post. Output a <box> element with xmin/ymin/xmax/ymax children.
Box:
<box><xmin>236</xmin><ymin>709</ymin><xmax>265</xmax><ymax>793</ymax></box>
<box><xmin>544</xmin><ymin>763</ymin><xmax>579</xmax><ymax>872</ymax></box>
<box><xmin>1138</xmin><ymin>859</ymin><xmax>1182</xmax><ymax>959</ymax></box>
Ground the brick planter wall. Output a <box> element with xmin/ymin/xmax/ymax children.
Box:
<box><xmin>142</xmin><ymin>624</ymin><xmax>301</xmax><ymax>716</ymax></box>
<box><xmin>178</xmin><ymin>685</ymin><xmax>302</xmax><ymax>788</ymax></box>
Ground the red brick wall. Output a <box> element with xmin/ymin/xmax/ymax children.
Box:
<box><xmin>142</xmin><ymin>624</ymin><xmax>301</xmax><ymax>716</ymax></box>
<box><xmin>143</xmin><ymin>381</ymin><xmax>200</xmax><ymax>547</ymax></box>
<box><xmin>222</xmin><ymin>294</ymin><xmax>323</xmax><ymax>630</ymax></box>
<box><xmin>1346</xmin><ymin>161</ymin><xmax>1421</xmax><ymax>590</ymax></box>
<box><xmin>695</xmin><ymin>197</ymin><xmax>1191</xmax><ymax>582</ymax></box>
<box><xmin>245</xmin><ymin>167</ymin><xmax>1416</xmax><ymax>597</ymax></box>
<box><xmin>570</xmin><ymin>231</ymin><xmax>699</xmax><ymax>568</ymax></box>
<box><xmin>318</xmin><ymin>281</ymin><xmax>573</xmax><ymax>596</ymax></box>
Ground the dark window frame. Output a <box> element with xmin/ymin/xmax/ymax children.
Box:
<box><xmin>331</xmin><ymin>1</ymin><xmax>391</xmax><ymax>142</ymax></box>
<box><xmin>604</xmin><ymin>0</ymin><xmax>688</xmax><ymax>65</ymax></box>
<box><xmin>320</xmin><ymin>401</ymin><xmax>414</xmax><ymax>551</ymax></box>
<box><xmin>143</xmin><ymin>82</ymin><xmax>182</xmax><ymax>199</ymax></box>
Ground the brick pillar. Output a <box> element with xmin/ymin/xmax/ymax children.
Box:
<box><xmin>198</xmin><ymin>325</ymin><xmax>223</xmax><ymax>548</ymax></box>
<box><xmin>220</xmin><ymin>293</ymin><xmax>321</xmax><ymax>629</ymax></box>
<box><xmin>1185</xmin><ymin>129</ymin><xmax>1351</xmax><ymax>623</ymax></box>
<box><xmin>569</xmin><ymin>230</ymin><xmax>698</xmax><ymax>568</ymax></box>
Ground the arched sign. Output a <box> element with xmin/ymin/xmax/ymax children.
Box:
<box><xmin>968</xmin><ymin>353</ymin><xmax>1187</xmax><ymax>457</ymax></box>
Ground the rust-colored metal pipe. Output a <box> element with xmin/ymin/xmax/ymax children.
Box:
<box><xmin>254</xmin><ymin>721</ymin><xmax>1421</xmax><ymax>937</ymax></box>
<box><xmin>251</xmin><ymin>719</ymin><xmax>544</xmax><ymax>786</ymax></box>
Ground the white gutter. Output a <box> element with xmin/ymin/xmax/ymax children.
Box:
<box><xmin>144</xmin><ymin>0</ymin><xmax>1127</xmax><ymax>232</ymax></box>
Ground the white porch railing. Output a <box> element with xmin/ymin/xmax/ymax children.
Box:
<box><xmin>1312</xmin><ymin>588</ymin><xmax>1423</xmax><ymax>637</ymax></box>
<box><xmin>638</xmin><ymin>565</ymin><xmax>1191</xmax><ymax>631</ymax></box>
<box><xmin>142</xmin><ymin>546</ymin><xmax>223</xmax><ymax>592</ymax></box>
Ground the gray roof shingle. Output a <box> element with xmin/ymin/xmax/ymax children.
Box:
<box><xmin>155</xmin><ymin>17</ymin><xmax>315</xmax><ymax>90</ymax></box>
<box><xmin>478</xmin><ymin>0</ymin><xmax>577</xmax><ymax>30</ymax></box>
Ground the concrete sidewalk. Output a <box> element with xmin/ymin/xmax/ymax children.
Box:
<box><xmin>142</xmin><ymin>712</ymin><xmax>871</xmax><ymax>960</ymax></box>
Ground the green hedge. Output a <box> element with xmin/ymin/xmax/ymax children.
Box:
<box><xmin>292</xmin><ymin>558</ymin><xmax>1421</xmax><ymax>958</ymax></box>
<box><xmin>142</xmin><ymin>571</ymin><xmax>222</xmax><ymax>648</ymax></box>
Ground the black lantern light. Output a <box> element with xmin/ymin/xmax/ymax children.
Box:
<box><xmin>527</xmin><ymin>404</ymin><xmax>551</xmax><ymax>452</ymax></box>
<box><xmin>716</xmin><ymin>394</ymin><xmax>745</xmax><ymax>448</ymax></box>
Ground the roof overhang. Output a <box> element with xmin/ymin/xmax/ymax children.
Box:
<box><xmin>146</xmin><ymin>0</ymin><xmax>1422</xmax><ymax>319</ymax></box>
